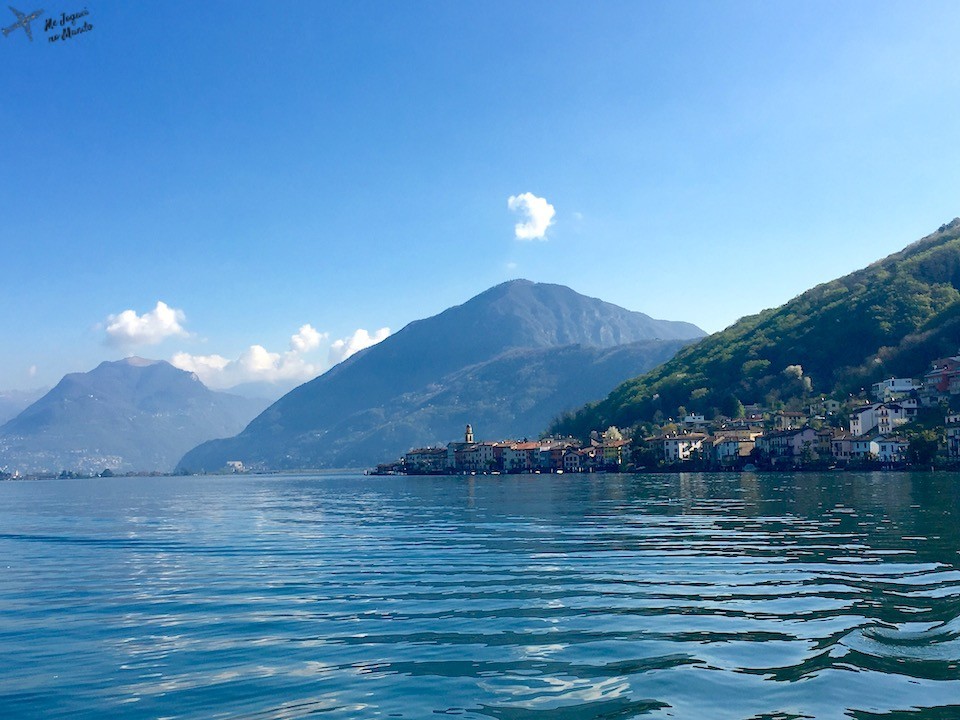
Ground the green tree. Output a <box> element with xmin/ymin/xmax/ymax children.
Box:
<box><xmin>907</xmin><ymin>429</ymin><xmax>941</xmax><ymax>466</ymax></box>
<box><xmin>720</xmin><ymin>394</ymin><xmax>745</xmax><ymax>419</ymax></box>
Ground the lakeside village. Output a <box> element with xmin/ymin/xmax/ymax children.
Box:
<box><xmin>376</xmin><ymin>355</ymin><xmax>960</xmax><ymax>475</ymax></box>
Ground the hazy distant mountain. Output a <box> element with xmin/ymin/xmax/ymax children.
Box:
<box><xmin>0</xmin><ymin>388</ymin><xmax>47</xmax><ymax>426</ymax></box>
<box><xmin>0</xmin><ymin>358</ymin><xmax>269</xmax><ymax>474</ymax></box>
<box><xmin>179</xmin><ymin>280</ymin><xmax>705</xmax><ymax>471</ymax></box>
<box><xmin>224</xmin><ymin>380</ymin><xmax>301</xmax><ymax>402</ymax></box>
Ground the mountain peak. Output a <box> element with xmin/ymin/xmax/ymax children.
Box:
<box><xmin>179</xmin><ymin>280</ymin><xmax>705</xmax><ymax>471</ymax></box>
<box><xmin>0</xmin><ymin>359</ymin><xmax>268</xmax><ymax>474</ymax></box>
<box><xmin>121</xmin><ymin>356</ymin><xmax>161</xmax><ymax>367</ymax></box>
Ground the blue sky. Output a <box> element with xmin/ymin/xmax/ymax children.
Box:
<box><xmin>3</xmin><ymin>1</ymin><xmax>960</xmax><ymax>393</ymax></box>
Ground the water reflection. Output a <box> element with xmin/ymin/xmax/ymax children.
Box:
<box><xmin>0</xmin><ymin>472</ymin><xmax>957</xmax><ymax>718</ymax></box>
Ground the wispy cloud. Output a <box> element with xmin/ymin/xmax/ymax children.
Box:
<box><xmin>104</xmin><ymin>301</ymin><xmax>188</xmax><ymax>346</ymax></box>
<box><xmin>328</xmin><ymin>327</ymin><xmax>391</xmax><ymax>365</ymax></box>
<box><xmin>507</xmin><ymin>192</ymin><xmax>555</xmax><ymax>240</ymax></box>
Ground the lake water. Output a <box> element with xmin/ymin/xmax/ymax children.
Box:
<box><xmin>1</xmin><ymin>472</ymin><xmax>959</xmax><ymax>719</ymax></box>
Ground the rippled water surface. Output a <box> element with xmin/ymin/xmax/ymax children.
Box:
<box><xmin>1</xmin><ymin>472</ymin><xmax>959</xmax><ymax>719</ymax></box>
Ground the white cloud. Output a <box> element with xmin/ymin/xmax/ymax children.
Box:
<box><xmin>170</xmin><ymin>324</ymin><xmax>391</xmax><ymax>389</ymax></box>
<box><xmin>171</xmin><ymin>351</ymin><xmax>231</xmax><ymax>378</ymax></box>
<box><xmin>289</xmin><ymin>324</ymin><xmax>323</xmax><ymax>353</ymax></box>
<box><xmin>507</xmin><ymin>192</ymin><xmax>555</xmax><ymax>240</ymax></box>
<box><xmin>171</xmin><ymin>324</ymin><xmax>329</xmax><ymax>388</ymax></box>
<box><xmin>328</xmin><ymin>327</ymin><xmax>391</xmax><ymax>366</ymax></box>
<box><xmin>172</xmin><ymin>343</ymin><xmax>322</xmax><ymax>389</ymax></box>
<box><xmin>104</xmin><ymin>301</ymin><xmax>188</xmax><ymax>346</ymax></box>
<box><xmin>27</xmin><ymin>365</ymin><xmax>37</xmax><ymax>378</ymax></box>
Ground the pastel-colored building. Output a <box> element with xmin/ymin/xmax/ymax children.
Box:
<box><xmin>829</xmin><ymin>432</ymin><xmax>854</xmax><ymax>461</ymax></box>
<box><xmin>756</xmin><ymin>427</ymin><xmax>818</xmax><ymax>465</ymax></box>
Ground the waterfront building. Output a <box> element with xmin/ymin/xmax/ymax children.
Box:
<box><xmin>830</xmin><ymin>432</ymin><xmax>853</xmax><ymax>462</ymax></box>
<box><xmin>562</xmin><ymin>448</ymin><xmax>582</xmax><ymax>473</ymax></box>
<box><xmin>648</xmin><ymin>433</ymin><xmax>708</xmax><ymax>463</ymax></box>
<box><xmin>755</xmin><ymin>427</ymin><xmax>818</xmax><ymax>466</ymax></box>
<box><xmin>876</xmin><ymin>436</ymin><xmax>909</xmax><ymax>463</ymax></box>
<box><xmin>503</xmin><ymin>442</ymin><xmax>539</xmax><ymax>473</ymax></box>
<box><xmin>710</xmin><ymin>431</ymin><xmax>761</xmax><ymax>466</ymax></box>
<box><xmin>600</xmin><ymin>438</ymin><xmax>631</xmax><ymax>467</ymax></box>
<box><xmin>403</xmin><ymin>447</ymin><xmax>449</xmax><ymax>473</ymax></box>
<box><xmin>946</xmin><ymin>414</ymin><xmax>960</xmax><ymax>460</ymax></box>
<box><xmin>851</xmin><ymin>435</ymin><xmax>880</xmax><ymax>459</ymax></box>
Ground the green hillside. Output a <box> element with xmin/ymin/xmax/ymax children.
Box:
<box><xmin>550</xmin><ymin>219</ymin><xmax>960</xmax><ymax>437</ymax></box>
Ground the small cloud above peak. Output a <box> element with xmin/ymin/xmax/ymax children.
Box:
<box><xmin>289</xmin><ymin>324</ymin><xmax>326</xmax><ymax>353</ymax></box>
<box><xmin>507</xmin><ymin>192</ymin><xmax>555</xmax><ymax>240</ymax></box>
<box><xmin>104</xmin><ymin>301</ymin><xmax>188</xmax><ymax>347</ymax></box>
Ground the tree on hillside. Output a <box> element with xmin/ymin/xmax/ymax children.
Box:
<box><xmin>547</xmin><ymin>220</ymin><xmax>960</xmax><ymax>438</ymax></box>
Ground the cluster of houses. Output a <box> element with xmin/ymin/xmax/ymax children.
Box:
<box><xmin>391</xmin><ymin>424</ymin><xmax>632</xmax><ymax>475</ymax></box>
<box><xmin>642</xmin><ymin>358</ymin><xmax>960</xmax><ymax>469</ymax></box>
<box><xmin>383</xmin><ymin>354</ymin><xmax>960</xmax><ymax>474</ymax></box>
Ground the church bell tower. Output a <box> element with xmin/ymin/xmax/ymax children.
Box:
<box><xmin>465</xmin><ymin>424</ymin><xmax>474</xmax><ymax>443</ymax></box>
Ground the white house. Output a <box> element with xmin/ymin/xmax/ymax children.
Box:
<box><xmin>850</xmin><ymin>401</ymin><xmax>917</xmax><ymax>436</ymax></box>
<box><xmin>872</xmin><ymin>378</ymin><xmax>919</xmax><ymax>401</ymax></box>
<box><xmin>876</xmin><ymin>436</ymin><xmax>909</xmax><ymax>463</ymax></box>
<box><xmin>851</xmin><ymin>436</ymin><xmax>880</xmax><ymax>459</ymax></box>
<box><xmin>653</xmin><ymin>433</ymin><xmax>707</xmax><ymax>462</ymax></box>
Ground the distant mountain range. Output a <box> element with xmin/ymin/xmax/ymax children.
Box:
<box><xmin>179</xmin><ymin>280</ymin><xmax>706</xmax><ymax>471</ymax></box>
<box><xmin>0</xmin><ymin>358</ymin><xmax>268</xmax><ymax>474</ymax></box>
<box><xmin>0</xmin><ymin>388</ymin><xmax>47</xmax><ymax>426</ymax></box>
<box><xmin>550</xmin><ymin>219</ymin><xmax>960</xmax><ymax>437</ymax></box>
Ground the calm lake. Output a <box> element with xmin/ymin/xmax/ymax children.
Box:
<box><xmin>1</xmin><ymin>472</ymin><xmax>958</xmax><ymax>719</ymax></box>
